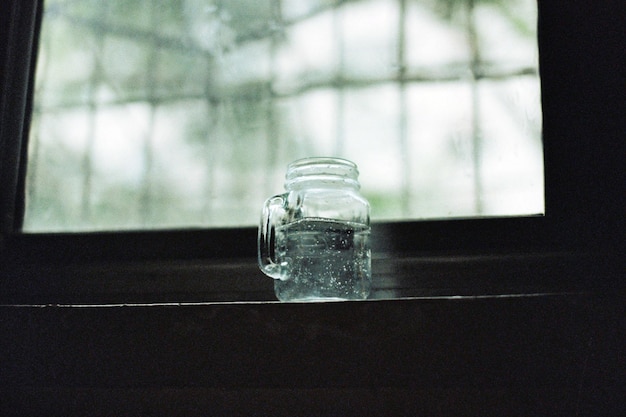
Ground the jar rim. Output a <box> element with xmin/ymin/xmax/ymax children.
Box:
<box><xmin>285</xmin><ymin>157</ymin><xmax>360</xmax><ymax>190</ymax></box>
<box><xmin>287</xmin><ymin>157</ymin><xmax>357</xmax><ymax>170</ymax></box>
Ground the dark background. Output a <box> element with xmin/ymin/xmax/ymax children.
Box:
<box><xmin>0</xmin><ymin>0</ymin><xmax>624</xmax><ymax>415</ymax></box>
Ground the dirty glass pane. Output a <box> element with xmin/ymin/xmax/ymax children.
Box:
<box><xmin>25</xmin><ymin>0</ymin><xmax>542</xmax><ymax>231</ymax></box>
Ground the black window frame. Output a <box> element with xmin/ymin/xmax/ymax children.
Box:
<box><xmin>0</xmin><ymin>0</ymin><xmax>623</xmax><ymax>304</ymax></box>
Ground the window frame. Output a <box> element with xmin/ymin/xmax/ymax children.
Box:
<box><xmin>0</xmin><ymin>0</ymin><xmax>623</xmax><ymax>304</ymax></box>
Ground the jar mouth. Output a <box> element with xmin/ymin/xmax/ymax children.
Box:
<box><xmin>285</xmin><ymin>157</ymin><xmax>359</xmax><ymax>184</ymax></box>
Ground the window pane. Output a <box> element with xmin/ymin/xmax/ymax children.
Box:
<box><xmin>25</xmin><ymin>0</ymin><xmax>543</xmax><ymax>231</ymax></box>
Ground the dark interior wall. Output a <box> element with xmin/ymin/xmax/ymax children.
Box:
<box><xmin>539</xmin><ymin>0</ymin><xmax>625</xmax><ymax>250</ymax></box>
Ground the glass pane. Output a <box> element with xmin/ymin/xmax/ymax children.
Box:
<box><xmin>25</xmin><ymin>0</ymin><xmax>543</xmax><ymax>231</ymax></box>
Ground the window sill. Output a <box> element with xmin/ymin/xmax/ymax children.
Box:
<box><xmin>1</xmin><ymin>248</ymin><xmax>617</xmax><ymax>305</ymax></box>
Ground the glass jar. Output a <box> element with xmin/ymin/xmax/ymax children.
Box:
<box><xmin>258</xmin><ymin>157</ymin><xmax>371</xmax><ymax>301</ymax></box>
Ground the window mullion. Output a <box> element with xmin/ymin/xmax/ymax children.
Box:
<box><xmin>397</xmin><ymin>0</ymin><xmax>410</xmax><ymax>216</ymax></box>
<box><xmin>466</xmin><ymin>0</ymin><xmax>484</xmax><ymax>215</ymax></box>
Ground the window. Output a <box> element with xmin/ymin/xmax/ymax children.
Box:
<box><xmin>1</xmin><ymin>0</ymin><xmax>622</xmax><ymax>304</ymax></box>
<box><xmin>25</xmin><ymin>0</ymin><xmax>542</xmax><ymax>231</ymax></box>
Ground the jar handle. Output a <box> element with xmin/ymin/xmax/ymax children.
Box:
<box><xmin>258</xmin><ymin>194</ymin><xmax>289</xmax><ymax>280</ymax></box>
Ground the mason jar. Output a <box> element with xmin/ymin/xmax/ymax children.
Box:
<box><xmin>258</xmin><ymin>157</ymin><xmax>371</xmax><ymax>301</ymax></box>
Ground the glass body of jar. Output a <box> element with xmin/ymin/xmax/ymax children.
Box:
<box><xmin>258</xmin><ymin>157</ymin><xmax>371</xmax><ymax>301</ymax></box>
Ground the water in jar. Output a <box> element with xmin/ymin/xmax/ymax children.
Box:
<box><xmin>273</xmin><ymin>217</ymin><xmax>371</xmax><ymax>301</ymax></box>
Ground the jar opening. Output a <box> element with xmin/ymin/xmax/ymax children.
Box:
<box><xmin>286</xmin><ymin>157</ymin><xmax>359</xmax><ymax>180</ymax></box>
<box><xmin>285</xmin><ymin>157</ymin><xmax>360</xmax><ymax>190</ymax></box>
